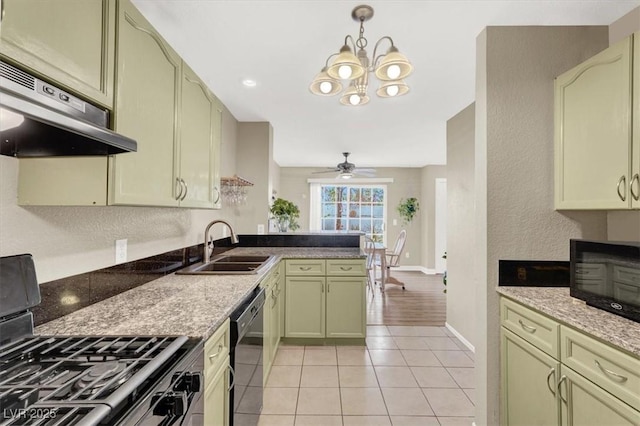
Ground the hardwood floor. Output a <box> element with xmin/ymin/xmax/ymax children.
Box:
<box><xmin>366</xmin><ymin>271</ymin><xmax>446</xmax><ymax>326</ymax></box>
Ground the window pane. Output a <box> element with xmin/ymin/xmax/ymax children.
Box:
<box><xmin>372</xmin><ymin>205</ymin><xmax>383</xmax><ymax>218</ymax></box>
<box><xmin>348</xmin><ymin>204</ymin><xmax>360</xmax><ymax>218</ymax></box>
<box><xmin>371</xmin><ymin>234</ymin><xmax>383</xmax><ymax>243</ymax></box>
<box><xmin>361</xmin><ymin>188</ymin><xmax>372</xmax><ymax>202</ymax></box>
<box><xmin>322</xmin><ymin>186</ymin><xmax>336</xmax><ymax>202</ymax></box>
<box><xmin>323</xmin><ymin>203</ymin><xmax>336</xmax><ymax>217</ymax></box>
<box><xmin>361</xmin><ymin>221</ymin><xmax>372</xmax><ymax>233</ymax></box>
<box><xmin>336</xmin><ymin>186</ymin><xmax>348</xmax><ymax>201</ymax></box>
<box><xmin>336</xmin><ymin>203</ymin><xmax>348</xmax><ymax>217</ymax></box>
<box><xmin>372</xmin><ymin>188</ymin><xmax>384</xmax><ymax>202</ymax></box>
<box><xmin>323</xmin><ymin>219</ymin><xmax>335</xmax><ymax>230</ymax></box>
<box><xmin>336</xmin><ymin>219</ymin><xmax>346</xmax><ymax>231</ymax></box>
<box><xmin>348</xmin><ymin>219</ymin><xmax>360</xmax><ymax>231</ymax></box>
<box><xmin>361</xmin><ymin>205</ymin><xmax>371</xmax><ymax>218</ymax></box>
<box><xmin>373</xmin><ymin>220</ymin><xmax>384</xmax><ymax>233</ymax></box>
<box><xmin>350</xmin><ymin>187</ymin><xmax>360</xmax><ymax>202</ymax></box>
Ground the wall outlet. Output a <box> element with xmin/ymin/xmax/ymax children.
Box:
<box><xmin>393</xmin><ymin>219</ymin><xmax>398</xmax><ymax>226</ymax></box>
<box><xmin>405</xmin><ymin>252</ymin><xmax>410</xmax><ymax>259</ymax></box>
<box><xmin>257</xmin><ymin>224</ymin><xmax>265</xmax><ymax>234</ymax></box>
<box><xmin>115</xmin><ymin>239</ymin><xmax>127</xmax><ymax>264</ymax></box>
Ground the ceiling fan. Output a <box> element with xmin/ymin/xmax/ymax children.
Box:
<box><xmin>313</xmin><ymin>152</ymin><xmax>376</xmax><ymax>179</ymax></box>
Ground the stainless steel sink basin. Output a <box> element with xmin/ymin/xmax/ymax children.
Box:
<box><xmin>176</xmin><ymin>254</ymin><xmax>276</xmax><ymax>275</ymax></box>
<box><xmin>213</xmin><ymin>255</ymin><xmax>271</xmax><ymax>263</ymax></box>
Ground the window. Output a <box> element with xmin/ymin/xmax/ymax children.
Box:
<box><xmin>310</xmin><ymin>183</ymin><xmax>387</xmax><ymax>243</ymax></box>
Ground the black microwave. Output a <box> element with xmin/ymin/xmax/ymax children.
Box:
<box><xmin>570</xmin><ymin>239</ymin><xmax>640</xmax><ymax>323</ymax></box>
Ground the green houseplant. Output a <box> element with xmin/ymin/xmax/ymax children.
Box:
<box><xmin>270</xmin><ymin>198</ymin><xmax>300</xmax><ymax>232</ymax></box>
<box><xmin>397</xmin><ymin>197</ymin><xmax>420</xmax><ymax>225</ymax></box>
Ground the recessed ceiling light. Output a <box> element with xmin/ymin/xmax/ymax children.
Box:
<box><xmin>242</xmin><ymin>79</ymin><xmax>257</xmax><ymax>87</ymax></box>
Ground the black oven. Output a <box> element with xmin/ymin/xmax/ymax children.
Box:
<box><xmin>570</xmin><ymin>239</ymin><xmax>640</xmax><ymax>322</ymax></box>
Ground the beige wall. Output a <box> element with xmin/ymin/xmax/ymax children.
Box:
<box><xmin>278</xmin><ymin>167</ymin><xmax>426</xmax><ymax>267</ymax></box>
<box><xmin>607</xmin><ymin>6</ymin><xmax>640</xmax><ymax>241</ymax></box>
<box><xmin>234</xmin><ymin>122</ymin><xmax>274</xmax><ymax>234</ymax></box>
<box><xmin>0</xmin><ymin>107</ymin><xmax>239</xmax><ymax>284</ymax></box>
<box><xmin>420</xmin><ymin>166</ymin><xmax>447</xmax><ymax>269</ymax></box>
<box><xmin>474</xmin><ymin>26</ymin><xmax>610</xmax><ymax>426</ymax></box>
<box><xmin>445</xmin><ymin>103</ymin><xmax>476</xmax><ymax>348</ymax></box>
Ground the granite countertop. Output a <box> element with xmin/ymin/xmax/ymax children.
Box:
<box><xmin>497</xmin><ymin>287</ymin><xmax>640</xmax><ymax>357</ymax></box>
<box><xmin>35</xmin><ymin>247</ymin><xmax>364</xmax><ymax>340</ymax></box>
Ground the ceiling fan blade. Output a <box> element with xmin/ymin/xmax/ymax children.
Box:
<box><xmin>353</xmin><ymin>168</ymin><xmax>376</xmax><ymax>173</ymax></box>
<box><xmin>312</xmin><ymin>169</ymin><xmax>341</xmax><ymax>174</ymax></box>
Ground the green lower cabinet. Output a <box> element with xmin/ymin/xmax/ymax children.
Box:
<box><xmin>285</xmin><ymin>277</ymin><xmax>326</xmax><ymax>338</ymax></box>
<box><xmin>204</xmin><ymin>356</ymin><xmax>230</xmax><ymax>426</ymax></box>
<box><xmin>326</xmin><ymin>277</ymin><xmax>366</xmax><ymax>338</ymax></box>
<box><xmin>501</xmin><ymin>328</ymin><xmax>560</xmax><ymax>426</ymax></box>
<box><xmin>560</xmin><ymin>366</ymin><xmax>640</xmax><ymax>426</ymax></box>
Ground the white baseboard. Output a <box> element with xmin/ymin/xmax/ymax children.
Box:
<box><xmin>445</xmin><ymin>322</ymin><xmax>475</xmax><ymax>352</ymax></box>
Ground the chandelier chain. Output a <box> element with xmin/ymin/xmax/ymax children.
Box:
<box><xmin>356</xmin><ymin>19</ymin><xmax>368</xmax><ymax>49</ymax></box>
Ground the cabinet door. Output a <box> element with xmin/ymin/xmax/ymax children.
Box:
<box><xmin>555</xmin><ymin>36</ymin><xmax>632</xmax><ymax>209</ymax></box>
<box><xmin>501</xmin><ymin>328</ymin><xmax>560</xmax><ymax>426</ymax></box>
<box><xmin>285</xmin><ymin>277</ymin><xmax>325</xmax><ymax>338</ymax></box>
<box><xmin>632</xmin><ymin>32</ymin><xmax>640</xmax><ymax>209</ymax></box>
<box><xmin>109</xmin><ymin>0</ymin><xmax>180</xmax><ymax>206</ymax></box>
<box><xmin>560</xmin><ymin>366</ymin><xmax>640</xmax><ymax>426</ymax></box>
<box><xmin>179</xmin><ymin>63</ymin><xmax>221</xmax><ymax>209</ymax></box>
<box><xmin>0</xmin><ymin>0</ymin><xmax>115</xmax><ymax>108</ymax></box>
<box><xmin>204</xmin><ymin>359</ymin><xmax>230</xmax><ymax>426</ymax></box>
<box><xmin>326</xmin><ymin>277</ymin><xmax>366</xmax><ymax>338</ymax></box>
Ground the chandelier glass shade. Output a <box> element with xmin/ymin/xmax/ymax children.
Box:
<box><xmin>309</xmin><ymin>5</ymin><xmax>413</xmax><ymax>106</ymax></box>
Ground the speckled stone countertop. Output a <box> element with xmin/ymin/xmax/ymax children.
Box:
<box><xmin>35</xmin><ymin>247</ymin><xmax>364</xmax><ymax>340</ymax></box>
<box><xmin>497</xmin><ymin>287</ymin><xmax>640</xmax><ymax>357</ymax></box>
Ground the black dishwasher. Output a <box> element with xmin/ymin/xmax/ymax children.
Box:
<box><xmin>229</xmin><ymin>286</ymin><xmax>265</xmax><ymax>426</ymax></box>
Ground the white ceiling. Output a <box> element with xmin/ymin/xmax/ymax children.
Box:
<box><xmin>132</xmin><ymin>0</ymin><xmax>638</xmax><ymax>168</ymax></box>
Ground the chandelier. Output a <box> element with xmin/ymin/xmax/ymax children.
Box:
<box><xmin>309</xmin><ymin>4</ymin><xmax>413</xmax><ymax>106</ymax></box>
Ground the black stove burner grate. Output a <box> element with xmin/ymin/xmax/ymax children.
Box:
<box><xmin>0</xmin><ymin>335</ymin><xmax>189</xmax><ymax>425</ymax></box>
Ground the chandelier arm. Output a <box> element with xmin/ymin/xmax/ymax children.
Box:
<box><xmin>324</xmin><ymin>52</ymin><xmax>340</xmax><ymax>68</ymax></box>
<box><xmin>371</xmin><ymin>36</ymin><xmax>395</xmax><ymax>68</ymax></box>
<box><xmin>344</xmin><ymin>34</ymin><xmax>357</xmax><ymax>51</ymax></box>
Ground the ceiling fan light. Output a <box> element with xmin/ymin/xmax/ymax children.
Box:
<box><xmin>339</xmin><ymin>172</ymin><xmax>353</xmax><ymax>179</ymax></box>
<box><xmin>309</xmin><ymin>67</ymin><xmax>342</xmax><ymax>96</ymax></box>
<box><xmin>327</xmin><ymin>45</ymin><xmax>365</xmax><ymax>80</ymax></box>
<box><xmin>374</xmin><ymin>47</ymin><xmax>413</xmax><ymax>81</ymax></box>
<box><xmin>376</xmin><ymin>79</ymin><xmax>409</xmax><ymax>98</ymax></box>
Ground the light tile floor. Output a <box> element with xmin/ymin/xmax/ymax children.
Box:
<box><xmin>256</xmin><ymin>325</ymin><xmax>475</xmax><ymax>426</ymax></box>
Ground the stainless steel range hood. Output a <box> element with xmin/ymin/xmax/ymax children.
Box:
<box><xmin>0</xmin><ymin>61</ymin><xmax>137</xmax><ymax>157</ymax></box>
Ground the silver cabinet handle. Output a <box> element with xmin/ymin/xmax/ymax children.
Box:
<box><xmin>557</xmin><ymin>375</ymin><xmax>567</xmax><ymax>403</ymax></box>
<box><xmin>1</xmin><ymin>0</ymin><xmax>5</xmax><ymax>22</ymax></box>
<box><xmin>300</xmin><ymin>266</ymin><xmax>312</xmax><ymax>271</ymax></box>
<box><xmin>518</xmin><ymin>319</ymin><xmax>537</xmax><ymax>333</ymax></box>
<box><xmin>227</xmin><ymin>365</ymin><xmax>235</xmax><ymax>392</ymax></box>
<box><xmin>327</xmin><ymin>283</ymin><xmax>330</xmax><ymax>293</ymax></box>
<box><xmin>208</xmin><ymin>344</ymin><xmax>224</xmax><ymax>360</ymax></box>
<box><xmin>321</xmin><ymin>283</ymin><xmax>324</xmax><ymax>293</ymax></box>
<box><xmin>180</xmin><ymin>178</ymin><xmax>188</xmax><ymax>201</ymax></box>
<box><xmin>213</xmin><ymin>186</ymin><xmax>221</xmax><ymax>204</ymax></box>
<box><xmin>631</xmin><ymin>173</ymin><xmax>640</xmax><ymax>201</ymax></box>
<box><xmin>595</xmin><ymin>360</ymin><xmax>628</xmax><ymax>383</ymax></box>
<box><xmin>546</xmin><ymin>368</ymin><xmax>556</xmax><ymax>396</ymax></box>
<box><xmin>175</xmin><ymin>177</ymin><xmax>183</xmax><ymax>200</ymax></box>
<box><xmin>340</xmin><ymin>266</ymin><xmax>353</xmax><ymax>271</ymax></box>
<box><xmin>617</xmin><ymin>175</ymin><xmax>627</xmax><ymax>202</ymax></box>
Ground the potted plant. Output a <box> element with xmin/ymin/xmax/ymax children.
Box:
<box><xmin>269</xmin><ymin>198</ymin><xmax>300</xmax><ymax>232</ymax></box>
<box><xmin>397</xmin><ymin>197</ymin><xmax>420</xmax><ymax>225</ymax></box>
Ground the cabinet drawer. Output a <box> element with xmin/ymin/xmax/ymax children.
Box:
<box><xmin>500</xmin><ymin>297</ymin><xmax>559</xmax><ymax>358</ymax></box>
<box><xmin>326</xmin><ymin>259</ymin><xmax>366</xmax><ymax>276</ymax></box>
<box><xmin>561</xmin><ymin>326</ymin><xmax>640</xmax><ymax>410</ymax></box>
<box><xmin>204</xmin><ymin>319</ymin><xmax>230</xmax><ymax>387</ymax></box>
<box><xmin>285</xmin><ymin>259</ymin><xmax>325</xmax><ymax>276</ymax></box>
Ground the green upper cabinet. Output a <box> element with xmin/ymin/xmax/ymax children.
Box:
<box><xmin>179</xmin><ymin>63</ymin><xmax>222</xmax><ymax>208</ymax></box>
<box><xmin>555</xmin><ymin>34</ymin><xmax>638</xmax><ymax>210</ymax></box>
<box><xmin>109</xmin><ymin>0</ymin><xmax>181</xmax><ymax>206</ymax></box>
<box><xmin>0</xmin><ymin>0</ymin><xmax>116</xmax><ymax>108</ymax></box>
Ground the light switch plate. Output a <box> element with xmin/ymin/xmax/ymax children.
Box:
<box><xmin>257</xmin><ymin>224</ymin><xmax>265</xmax><ymax>234</ymax></box>
<box><xmin>115</xmin><ymin>239</ymin><xmax>127</xmax><ymax>264</ymax></box>
<box><xmin>393</xmin><ymin>219</ymin><xmax>398</xmax><ymax>226</ymax></box>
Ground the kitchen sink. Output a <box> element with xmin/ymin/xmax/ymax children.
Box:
<box><xmin>176</xmin><ymin>254</ymin><xmax>276</xmax><ymax>275</ymax></box>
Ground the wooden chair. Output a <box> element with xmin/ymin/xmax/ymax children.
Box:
<box><xmin>364</xmin><ymin>236</ymin><xmax>377</xmax><ymax>295</ymax></box>
<box><xmin>383</xmin><ymin>229</ymin><xmax>407</xmax><ymax>291</ymax></box>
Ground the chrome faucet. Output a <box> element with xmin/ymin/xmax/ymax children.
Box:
<box><xmin>203</xmin><ymin>220</ymin><xmax>239</xmax><ymax>263</ymax></box>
